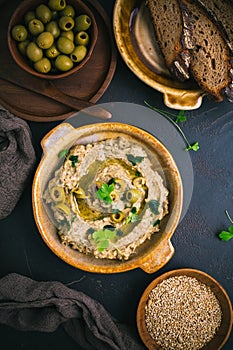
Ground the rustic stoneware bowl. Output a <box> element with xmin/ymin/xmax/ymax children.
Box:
<box><xmin>8</xmin><ymin>0</ymin><xmax>98</xmax><ymax>79</ymax></box>
<box><xmin>137</xmin><ymin>268</ymin><xmax>233</xmax><ymax>350</ymax></box>
<box><xmin>32</xmin><ymin>122</ymin><xmax>183</xmax><ymax>273</ymax></box>
<box><xmin>113</xmin><ymin>0</ymin><xmax>205</xmax><ymax>110</ymax></box>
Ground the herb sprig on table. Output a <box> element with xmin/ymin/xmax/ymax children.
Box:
<box><xmin>144</xmin><ymin>101</ymin><xmax>199</xmax><ymax>152</ymax></box>
<box><xmin>218</xmin><ymin>210</ymin><xmax>233</xmax><ymax>241</ymax></box>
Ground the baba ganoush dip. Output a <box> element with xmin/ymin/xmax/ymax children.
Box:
<box><xmin>43</xmin><ymin>135</ymin><xmax>169</xmax><ymax>260</ymax></box>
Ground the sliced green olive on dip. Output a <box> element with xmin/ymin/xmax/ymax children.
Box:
<box><xmin>49</xmin><ymin>186</ymin><xmax>65</xmax><ymax>202</ymax></box>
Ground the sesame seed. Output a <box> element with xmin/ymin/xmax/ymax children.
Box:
<box><xmin>145</xmin><ymin>275</ymin><xmax>222</xmax><ymax>350</ymax></box>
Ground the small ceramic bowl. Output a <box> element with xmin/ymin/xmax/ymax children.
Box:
<box><xmin>32</xmin><ymin>121</ymin><xmax>183</xmax><ymax>274</ymax></box>
<box><xmin>8</xmin><ymin>0</ymin><xmax>98</xmax><ymax>79</ymax></box>
<box><xmin>137</xmin><ymin>268</ymin><xmax>233</xmax><ymax>350</ymax></box>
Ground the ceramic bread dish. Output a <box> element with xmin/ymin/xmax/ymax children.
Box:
<box><xmin>8</xmin><ymin>0</ymin><xmax>98</xmax><ymax>79</ymax></box>
<box><xmin>32</xmin><ymin>122</ymin><xmax>183</xmax><ymax>274</ymax></box>
<box><xmin>113</xmin><ymin>0</ymin><xmax>204</xmax><ymax>110</ymax></box>
<box><xmin>113</xmin><ymin>0</ymin><xmax>233</xmax><ymax>110</ymax></box>
<box><xmin>137</xmin><ymin>268</ymin><xmax>233</xmax><ymax>350</ymax></box>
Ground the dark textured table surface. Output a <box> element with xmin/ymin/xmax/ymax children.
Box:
<box><xmin>0</xmin><ymin>1</ymin><xmax>233</xmax><ymax>349</ymax></box>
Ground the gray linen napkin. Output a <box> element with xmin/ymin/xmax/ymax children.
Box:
<box><xmin>0</xmin><ymin>108</ymin><xmax>36</xmax><ymax>219</ymax></box>
<box><xmin>0</xmin><ymin>273</ymin><xmax>145</xmax><ymax>350</ymax></box>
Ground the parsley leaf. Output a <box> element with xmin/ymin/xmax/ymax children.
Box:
<box><xmin>126</xmin><ymin>154</ymin><xmax>144</xmax><ymax>166</ymax></box>
<box><xmin>219</xmin><ymin>228</ymin><xmax>233</xmax><ymax>241</ymax></box>
<box><xmin>92</xmin><ymin>229</ymin><xmax>116</xmax><ymax>252</ymax></box>
<box><xmin>126</xmin><ymin>207</ymin><xmax>139</xmax><ymax>224</ymax></box>
<box><xmin>96</xmin><ymin>183</ymin><xmax>115</xmax><ymax>203</ymax></box>
<box><xmin>58</xmin><ymin>149</ymin><xmax>68</xmax><ymax>158</ymax></box>
<box><xmin>175</xmin><ymin>110</ymin><xmax>187</xmax><ymax>123</ymax></box>
<box><xmin>148</xmin><ymin>199</ymin><xmax>160</xmax><ymax>214</ymax></box>
<box><xmin>153</xmin><ymin>219</ymin><xmax>161</xmax><ymax>227</ymax></box>
<box><xmin>218</xmin><ymin>210</ymin><xmax>233</xmax><ymax>241</ymax></box>
<box><xmin>69</xmin><ymin>155</ymin><xmax>79</xmax><ymax>167</ymax></box>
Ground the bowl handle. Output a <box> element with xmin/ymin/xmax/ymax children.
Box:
<box><xmin>163</xmin><ymin>90</ymin><xmax>205</xmax><ymax>110</ymax></box>
<box><xmin>41</xmin><ymin>123</ymin><xmax>74</xmax><ymax>154</ymax></box>
<box><xmin>139</xmin><ymin>239</ymin><xmax>175</xmax><ymax>274</ymax></box>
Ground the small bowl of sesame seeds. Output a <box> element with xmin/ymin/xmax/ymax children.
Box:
<box><xmin>137</xmin><ymin>268</ymin><xmax>232</xmax><ymax>350</ymax></box>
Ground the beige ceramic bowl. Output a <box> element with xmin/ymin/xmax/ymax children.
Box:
<box><xmin>113</xmin><ymin>0</ymin><xmax>205</xmax><ymax>110</ymax></box>
<box><xmin>8</xmin><ymin>0</ymin><xmax>98</xmax><ymax>79</ymax></box>
<box><xmin>32</xmin><ymin>122</ymin><xmax>183</xmax><ymax>273</ymax></box>
<box><xmin>137</xmin><ymin>268</ymin><xmax>233</xmax><ymax>350</ymax></box>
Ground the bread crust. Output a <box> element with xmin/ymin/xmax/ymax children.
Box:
<box><xmin>180</xmin><ymin>0</ymin><xmax>231</xmax><ymax>101</ymax></box>
<box><xmin>145</xmin><ymin>0</ymin><xmax>194</xmax><ymax>81</ymax></box>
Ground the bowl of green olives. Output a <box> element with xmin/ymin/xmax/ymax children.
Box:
<box><xmin>8</xmin><ymin>0</ymin><xmax>98</xmax><ymax>79</ymax></box>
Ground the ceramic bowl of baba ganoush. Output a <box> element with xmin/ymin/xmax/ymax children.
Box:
<box><xmin>32</xmin><ymin>121</ymin><xmax>183</xmax><ymax>273</ymax></box>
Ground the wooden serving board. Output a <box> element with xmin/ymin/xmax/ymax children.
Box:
<box><xmin>0</xmin><ymin>0</ymin><xmax>117</xmax><ymax>122</ymax></box>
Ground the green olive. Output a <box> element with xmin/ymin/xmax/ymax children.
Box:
<box><xmin>28</xmin><ymin>18</ymin><xmax>44</xmax><ymax>36</ymax></box>
<box><xmin>50</xmin><ymin>186</ymin><xmax>65</xmax><ymax>202</ymax></box>
<box><xmin>26</xmin><ymin>42</ymin><xmax>43</xmax><ymax>62</ymax></box>
<box><xmin>57</xmin><ymin>36</ymin><xmax>74</xmax><ymax>54</ymax></box>
<box><xmin>132</xmin><ymin>177</ymin><xmax>146</xmax><ymax>188</ymax></box>
<box><xmin>59</xmin><ymin>15</ymin><xmax>75</xmax><ymax>31</ymax></box>
<box><xmin>114</xmin><ymin>179</ymin><xmax>126</xmax><ymax>192</ymax></box>
<box><xmin>24</xmin><ymin>10</ymin><xmax>35</xmax><ymax>25</ymax></box>
<box><xmin>75</xmin><ymin>15</ymin><xmax>91</xmax><ymax>31</ymax></box>
<box><xmin>125</xmin><ymin>189</ymin><xmax>141</xmax><ymax>203</ymax></box>
<box><xmin>55</xmin><ymin>54</ymin><xmax>73</xmax><ymax>71</ymax></box>
<box><xmin>34</xmin><ymin>57</ymin><xmax>51</xmax><ymax>74</ymax></box>
<box><xmin>110</xmin><ymin>212</ymin><xmax>124</xmax><ymax>223</ymax></box>
<box><xmin>45</xmin><ymin>20</ymin><xmax>61</xmax><ymax>38</ymax></box>
<box><xmin>61</xmin><ymin>30</ymin><xmax>74</xmax><ymax>41</ymax></box>
<box><xmin>11</xmin><ymin>24</ymin><xmax>28</xmax><ymax>41</ymax></box>
<box><xmin>18</xmin><ymin>40</ymin><xmax>30</xmax><ymax>55</ymax></box>
<box><xmin>110</xmin><ymin>191</ymin><xmax>119</xmax><ymax>201</ymax></box>
<box><xmin>35</xmin><ymin>4</ymin><xmax>52</xmax><ymax>23</ymax></box>
<box><xmin>54</xmin><ymin>202</ymin><xmax>70</xmax><ymax>216</ymax></box>
<box><xmin>60</xmin><ymin>5</ymin><xmax>75</xmax><ymax>17</ymax></box>
<box><xmin>48</xmin><ymin>0</ymin><xmax>66</xmax><ymax>11</ymax></box>
<box><xmin>45</xmin><ymin>44</ymin><xmax>60</xmax><ymax>58</ymax></box>
<box><xmin>75</xmin><ymin>31</ymin><xmax>89</xmax><ymax>46</ymax></box>
<box><xmin>36</xmin><ymin>31</ymin><xmax>54</xmax><ymax>49</ymax></box>
<box><xmin>73</xmin><ymin>187</ymin><xmax>86</xmax><ymax>199</ymax></box>
<box><xmin>70</xmin><ymin>45</ymin><xmax>87</xmax><ymax>62</ymax></box>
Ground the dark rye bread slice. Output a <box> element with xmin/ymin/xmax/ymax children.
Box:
<box><xmin>195</xmin><ymin>0</ymin><xmax>233</xmax><ymax>54</ymax></box>
<box><xmin>145</xmin><ymin>0</ymin><xmax>194</xmax><ymax>81</ymax></box>
<box><xmin>180</xmin><ymin>0</ymin><xmax>231</xmax><ymax>101</ymax></box>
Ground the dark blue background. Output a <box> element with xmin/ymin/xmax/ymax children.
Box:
<box><xmin>0</xmin><ymin>0</ymin><xmax>232</xmax><ymax>349</ymax></box>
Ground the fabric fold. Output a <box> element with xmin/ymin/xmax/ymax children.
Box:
<box><xmin>0</xmin><ymin>273</ymin><xmax>145</xmax><ymax>350</ymax></box>
<box><xmin>0</xmin><ymin>108</ymin><xmax>36</xmax><ymax>219</ymax></box>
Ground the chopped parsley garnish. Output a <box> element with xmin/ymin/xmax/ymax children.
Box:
<box><xmin>153</xmin><ymin>219</ymin><xmax>161</xmax><ymax>227</ymax></box>
<box><xmin>126</xmin><ymin>207</ymin><xmax>139</xmax><ymax>224</ymax></box>
<box><xmin>58</xmin><ymin>149</ymin><xmax>68</xmax><ymax>158</ymax></box>
<box><xmin>126</xmin><ymin>154</ymin><xmax>144</xmax><ymax>166</ymax></box>
<box><xmin>92</xmin><ymin>229</ymin><xmax>116</xmax><ymax>252</ymax></box>
<box><xmin>69</xmin><ymin>155</ymin><xmax>79</xmax><ymax>167</ymax></box>
<box><xmin>148</xmin><ymin>199</ymin><xmax>160</xmax><ymax>214</ymax></box>
<box><xmin>96</xmin><ymin>183</ymin><xmax>115</xmax><ymax>203</ymax></box>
